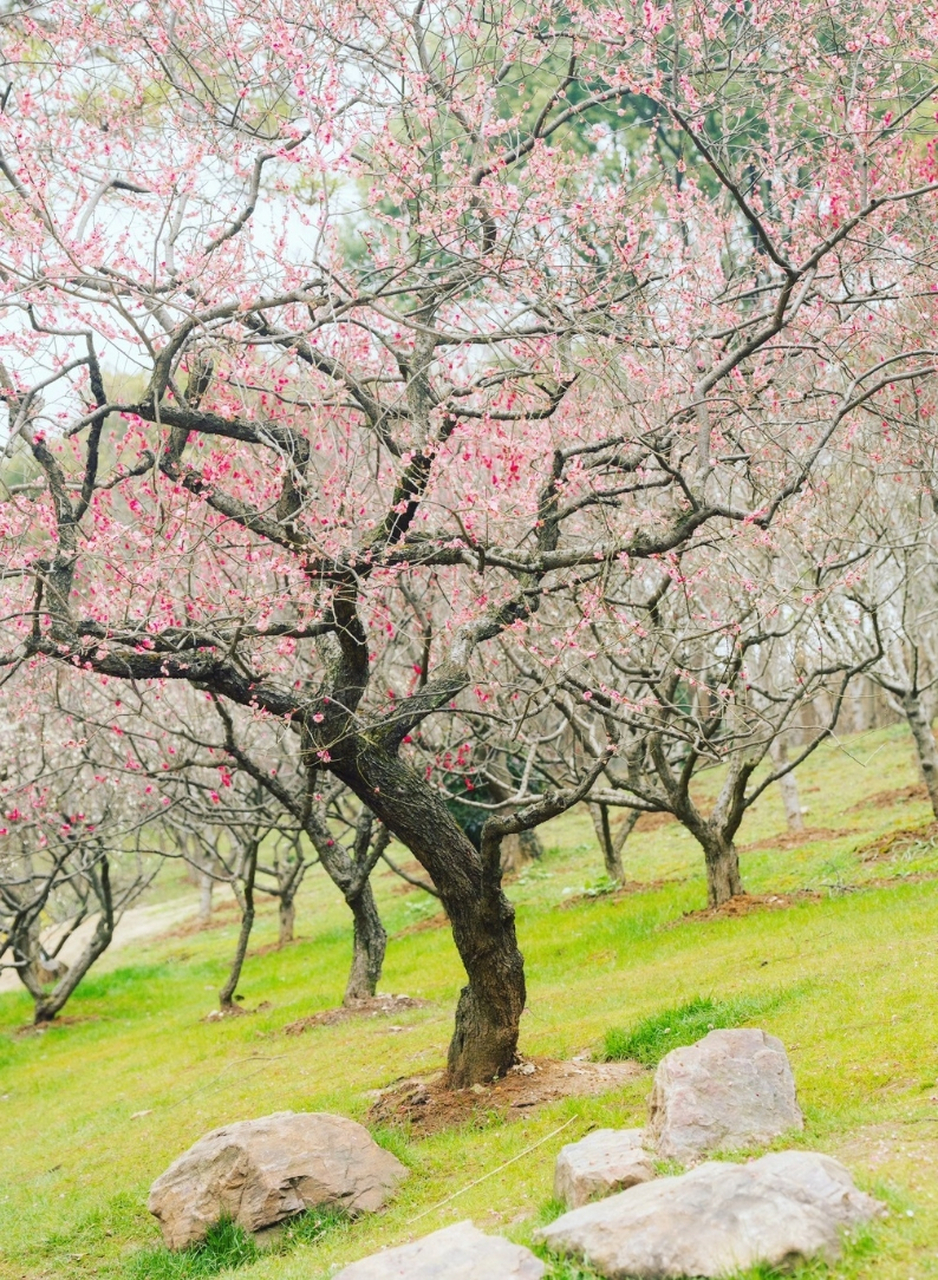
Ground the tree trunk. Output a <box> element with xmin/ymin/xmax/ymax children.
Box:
<box><xmin>343</xmin><ymin>880</ymin><xmax>387</xmax><ymax>1004</ymax></box>
<box><xmin>333</xmin><ymin>746</ymin><xmax>525</xmax><ymax>1087</ymax></box>
<box><xmin>278</xmin><ymin>895</ymin><xmax>296</xmax><ymax>947</ymax></box>
<box><xmin>770</xmin><ymin>739</ymin><xmax>804</xmax><ymax>833</ymax></box>
<box><xmin>700</xmin><ymin>830</ymin><xmax>743</xmax><ymax>908</ymax></box>
<box><xmin>588</xmin><ymin>802</ymin><xmax>639</xmax><ymax>882</ymax></box>
<box><xmin>903</xmin><ymin>692</ymin><xmax>938</xmax><ymax>819</ymax></box>
<box><xmin>218</xmin><ymin>843</ymin><xmax>256</xmax><ymax>1010</ymax></box>
<box><xmin>499</xmin><ymin>827</ymin><xmax>542</xmax><ymax>876</ymax></box>
<box><xmin>198</xmin><ymin>868</ymin><xmax>214</xmax><ymax>924</ymax></box>
<box><xmin>31</xmin><ymin>859</ymin><xmax>116</xmax><ymax>1024</ymax></box>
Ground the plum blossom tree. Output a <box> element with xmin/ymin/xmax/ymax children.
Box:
<box><xmin>0</xmin><ymin>693</ymin><xmax>160</xmax><ymax>1023</ymax></box>
<box><xmin>1</xmin><ymin>0</ymin><xmax>937</xmax><ymax>1081</ymax></box>
<box><xmin>833</xmin><ymin>396</ymin><xmax>938</xmax><ymax>819</ymax></box>
<box><xmin>577</xmin><ymin>530</ymin><xmax>881</xmax><ymax>906</ymax></box>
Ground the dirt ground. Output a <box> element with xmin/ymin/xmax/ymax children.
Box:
<box><xmin>741</xmin><ymin>826</ymin><xmax>856</xmax><ymax>852</ymax></box>
<box><xmin>676</xmin><ymin>890</ymin><xmax>823</xmax><ymax>924</ymax></box>
<box><xmin>560</xmin><ymin>878</ymin><xmax>674</xmax><ymax>908</ymax></box>
<box><xmin>283</xmin><ymin>994</ymin><xmax>430</xmax><ymax>1034</ymax></box>
<box><xmin>367</xmin><ymin>1057</ymin><xmax>644</xmax><ymax>1134</ymax></box>
<box><xmin>848</xmin><ymin>783</ymin><xmax>928</xmax><ymax>811</ymax></box>
<box><xmin>0</xmin><ymin>895</ymin><xmax>200</xmax><ymax>996</ymax></box>
<box><xmin>857</xmin><ymin>821</ymin><xmax>938</xmax><ymax>863</ymax></box>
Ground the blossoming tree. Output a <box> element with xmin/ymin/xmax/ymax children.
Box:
<box><xmin>1</xmin><ymin>0</ymin><xmax>936</xmax><ymax>1081</ymax></box>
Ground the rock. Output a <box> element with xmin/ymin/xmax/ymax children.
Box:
<box><xmin>332</xmin><ymin>1219</ymin><xmax>546</xmax><ymax>1279</ymax></box>
<box><xmin>536</xmin><ymin>1150</ymin><xmax>883</xmax><ymax>1279</ymax></box>
<box><xmin>554</xmin><ymin>1129</ymin><xmax>655</xmax><ymax>1209</ymax></box>
<box><xmin>648</xmin><ymin>1028</ymin><xmax>803</xmax><ymax>1160</ymax></box>
<box><xmin>148</xmin><ymin>1111</ymin><xmax>408</xmax><ymax>1249</ymax></box>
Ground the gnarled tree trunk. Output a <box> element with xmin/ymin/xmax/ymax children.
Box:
<box><xmin>21</xmin><ymin>858</ymin><xmax>116</xmax><ymax>1024</ymax></box>
<box><xmin>499</xmin><ymin>828</ymin><xmax>542</xmax><ymax>876</ymax></box>
<box><xmin>278</xmin><ymin>896</ymin><xmax>296</xmax><ymax>947</ymax></box>
<box><xmin>699</xmin><ymin>831</ymin><xmax>743</xmax><ymax>907</ymax></box>
<box><xmin>218</xmin><ymin>841</ymin><xmax>257</xmax><ymax>1010</ymax></box>
<box><xmin>334</xmin><ymin>746</ymin><xmax>525</xmax><ymax>1087</ymax></box>
<box><xmin>588</xmin><ymin>802</ymin><xmax>639</xmax><ymax>883</ymax></box>
<box><xmin>343</xmin><ymin>880</ymin><xmax>387</xmax><ymax>1004</ymax></box>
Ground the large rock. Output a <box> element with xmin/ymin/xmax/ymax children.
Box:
<box><xmin>555</xmin><ymin>1129</ymin><xmax>655</xmax><ymax>1209</ymax></box>
<box><xmin>148</xmin><ymin>1111</ymin><xmax>408</xmax><ymax>1249</ymax></box>
<box><xmin>333</xmin><ymin>1219</ymin><xmax>545</xmax><ymax>1279</ymax></box>
<box><xmin>536</xmin><ymin>1150</ymin><xmax>882</xmax><ymax>1279</ymax></box>
<box><xmin>648</xmin><ymin>1028</ymin><xmax>803</xmax><ymax>1160</ymax></box>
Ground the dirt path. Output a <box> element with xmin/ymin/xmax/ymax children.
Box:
<box><xmin>0</xmin><ymin>895</ymin><xmax>199</xmax><ymax>996</ymax></box>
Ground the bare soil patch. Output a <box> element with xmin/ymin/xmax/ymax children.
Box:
<box><xmin>201</xmin><ymin>999</ymin><xmax>272</xmax><ymax>1023</ymax></box>
<box><xmin>249</xmin><ymin>937</ymin><xmax>306</xmax><ymax>958</ymax></box>
<box><xmin>283</xmin><ymin>994</ymin><xmax>430</xmax><ymax>1035</ymax></box>
<box><xmin>383</xmin><ymin>860</ymin><xmax>438</xmax><ymax>896</ymax></box>
<box><xmin>741</xmin><ymin>827</ymin><xmax>853</xmax><ymax>852</ymax></box>
<box><xmin>863</xmin><ymin>870</ymin><xmax>938</xmax><ymax>889</ymax></box>
<box><xmin>634</xmin><ymin>811</ymin><xmax>677</xmax><ymax>833</ymax></box>
<box><xmin>856</xmin><ymin>821</ymin><xmax>938</xmax><ymax>864</ymax></box>
<box><xmin>14</xmin><ymin>1014</ymin><xmax>101</xmax><ymax>1036</ymax></box>
<box><xmin>395</xmin><ymin>911</ymin><xmax>449</xmax><ymax>937</ymax></box>
<box><xmin>162</xmin><ymin>900</ymin><xmax>246</xmax><ymax>939</ymax></box>
<box><xmin>848</xmin><ymin>783</ymin><xmax>927</xmax><ymax>811</ymax></box>
<box><xmin>560</xmin><ymin>878</ymin><xmax>673</xmax><ymax>908</ymax></box>
<box><xmin>367</xmin><ymin>1057</ymin><xmax>643</xmax><ymax>1135</ymax></box>
<box><xmin>677</xmin><ymin>890</ymin><xmax>822</xmax><ymax>925</ymax></box>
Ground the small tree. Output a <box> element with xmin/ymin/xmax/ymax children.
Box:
<box><xmin>0</xmin><ymin>702</ymin><xmax>159</xmax><ymax>1023</ymax></box>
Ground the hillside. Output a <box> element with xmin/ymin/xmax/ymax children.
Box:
<box><xmin>1</xmin><ymin>721</ymin><xmax>937</xmax><ymax>1280</ymax></box>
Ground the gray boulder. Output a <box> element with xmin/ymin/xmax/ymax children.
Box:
<box><xmin>148</xmin><ymin>1111</ymin><xmax>408</xmax><ymax>1249</ymax></box>
<box><xmin>536</xmin><ymin>1150</ymin><xmax>882</xmax><ymax>1279</ymax></box>
<box><xmin>333</xmin><ymin>1219</ymin><xmax>546</xmax><ymax>1279</ymax></box>
<box><xmin>555</xmin><ymin>1129</ymin><xmax>655</xmax><ymax>1209</ymax></box>
<box><xmin>648</xmin><ymin>1028</ymin><xmax>803</xmax><ymax>1161</ymax></box>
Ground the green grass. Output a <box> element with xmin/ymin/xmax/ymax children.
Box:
<box><xmin>1</xmin><ymin>723</ymin><xmax>938</xmax><ymax>1280</ymax></box>
<box><xmin>599</xmin><ymin>990</ymin><xmax>796</xmax><ymax>1066</ymax></box>
<box><xmin>127</xmin><ymin>1220</ymin><xmax>259</xmax><ymax>1278</ymax></box>
<box><xmin>125</xmin><ymin>1209</ymin><xmax>350</xmax><ymax>1278</ymax></box>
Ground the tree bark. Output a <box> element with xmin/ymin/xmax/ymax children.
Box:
<box><xmin>198</xmin><ymin>868</ymin><xmax>214</xmax><ymax>924</ymax></box>
<box><xmin>588</xmin><ymin>802</ymin><xmax>639</xmax><ymax>882</ymax></box>
<box><xmin>499</xmin><ymin>827</ymin><xmax>542</xmax><ymax>876</ymax></box>
<box><xmin>770</xmin><ymin>739</ymin><xmax>804</xmax><ymax>833</ymax></box>
<box><xmin>29</xmin><ymin>859</ymin><xmax>116</xmax><ymax>1024</ymax></box>
<box><xmin>278</xmin><ymin>895</ymin><xmax>296</xmax><ymax>947</ymax></box>
<box><xmin>343</xmin><ymin>880</ymin><xmax>387</xmax><ymax>1004</ymax></box>
<box><xmin>700</xmin><ymin>830</ymin><xmax>743</xmax><ymax>908</ymax></box>
<box><xmin>218</xmin><ymin>842</ymin><xmax>257</xmax><ymax>1010</ymax></box>
<box><xmin>903</xmin><ymin>692</ymin><xmax>938</xmax><ymax>819</ymax></box>
<box><xmin>333</xmin><ymin>745</ymin><xmax>525</xmax><ymax>1087</ymax></box>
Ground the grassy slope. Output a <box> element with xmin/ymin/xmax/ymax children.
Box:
<box><xmin>1</xmin><ymin>722</ymin><xmax>937</xmax><ymax>1280</ymax></box>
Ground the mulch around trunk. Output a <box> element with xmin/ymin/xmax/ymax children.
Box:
<box><xmin>560</xmin><ymin>878</ymin><xmax>674</xmax><ymax>908</ymax></box>
<box><xmin>366</xmin><ymin>1057</ymin><xmax>643</xmax><ymax>1135</ymax></box>
<box><xmin>741</xmin><ymin>826</ymin><xmax>854</xmax><ymax>852</ymax></box>
<box><xmin>675</xmin><ymin>890</ymin><xmax>822</xmax><ymax>925</ymax></box>
<box><xmin>848</xmin><ymin>783</ymin><xmax>928</xmax><ymax>811</ymax></box>
<box><xmin>14</xmin><ymin>1014</ymin><xmax>101</xmax><ymax>1036</ymax></box>
<box><xmin>283</xmin><ymin>994</ymin><xmax>430</xmax><ymax>1035</ymax></box>
<box><xmin>202</xmin><ymin>999</ymin><xmax>272</xmax><ymax>1023</ymax></box>
<box><xmin>856</xmin><ymin>821</ymin><xmax>938</xmax><ymax>863</ymax></box>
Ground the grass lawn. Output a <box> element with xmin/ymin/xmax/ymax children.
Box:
<box><xmin>1</xmin><ymin>722</ymin><xmax>937</xmax><ymax>1280</ymax></box>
